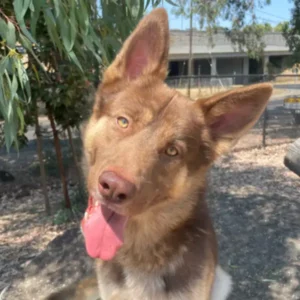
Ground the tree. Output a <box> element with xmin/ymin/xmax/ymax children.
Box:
<box><xmin>274</xmin><ymin>21</ymin><xmax>289</xmax><ymax>32</ymax></box>
<box><xmin>0</xmin><ymin>0</ymin><xmax>171</xmax><ymax>213</ymax></box>
<box><xmin>260</xmin><ymin>23</ymin><xmax>273</xmax><ymax>32</ymax></box>
<box><xmin>172</xmin><ymin>0</ymin><xmax>272</xmax><ymax>59</ymax></box>
<box><xmin>0</xmin><ymin>0</ymin><xmax>102</xmax><ymax>149</ymax></box>
<box><xmin>0</xmin><ymin>0</ymin><xmax>175</xmax><ymax>149</ymax></box>
<box><xmin>0</xmin><ymin>0</ymin><xmax>102</xmax><ymax>213</ymax></box>
<box><xmin>282</xmin><ymin>0</ymin><xmax>300</xmax><ymax>63</ymax></box>
<box><xmin>229</xmin><ymin>22</ymin><xmax>273</xmax><ymax>59</ymax></box>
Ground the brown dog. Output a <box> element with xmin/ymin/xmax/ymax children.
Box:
<box><xmin>46</xmin><ymin>7</ymin><xmax>272</xmax><ymax>300</ymax></box>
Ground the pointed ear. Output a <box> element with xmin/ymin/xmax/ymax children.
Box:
<box><xmin>197</xmin><ymin>83</ymin><xmax>273</xmax><ymax>157</ymax></box>
<box><xmin>101</xmin><ymin>8</ymin><xmax>169</xmax><ymax>92</ymax></box>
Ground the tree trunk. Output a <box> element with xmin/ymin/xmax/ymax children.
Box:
<box><xmin>48</xmin><ymin>110</ymin><xmax>71</xmax><ymax>209</ymax></box>
<box><xmin>187</xmin><ymin>0</ymin><xmax>193</xmax><ymax>98</ymax></box>
<box><xmin>33</xmin><ymin>99</ymin><xmax>51</xmax><ymax>215</ymax></box>
<box><xmin>66</xmin><ymin>126</ymin><xmax>83</xmax><ymax>187</ymax></box>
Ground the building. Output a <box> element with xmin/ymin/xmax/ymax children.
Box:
<box><xmin>168</xmin><ymin>30</ymin><xmax>291</xmax><ymax>83</ymax></box>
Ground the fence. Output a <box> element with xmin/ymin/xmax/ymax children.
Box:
<box><xmin>1</xmin><ymin>74</ymin><xmax>299</xmax><ymax>154</ymax></box>
<box><xmin>166</xmin><ymin>74</ymin><xmax>300</xmax><ymax>150</ymax></box>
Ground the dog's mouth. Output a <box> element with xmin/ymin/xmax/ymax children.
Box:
<box><xmin>81</xmin><ymin>196</ymin><xmax>128</xmax><ymax>260</ymax></box>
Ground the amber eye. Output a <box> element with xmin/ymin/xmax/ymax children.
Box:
<box><xmin>165</xmin><ymin>146</ymin><xmax>179</xmax><ymax>157</ymax></box>
<box><xmin>117</xmin><ymin>117</ymin><xmax>129</xmax><ymax>128</ymax></box>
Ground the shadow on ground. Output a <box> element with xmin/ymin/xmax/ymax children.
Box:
<box><xmin>3</xmin><ymin>159</ymin><xmax>299</xmax><ymax>300</ymax></box>
<box><xmin>208</xmin><ymin>161</ymin><xmax>300</xmax><ymax>300</ymax></box>
<box><xmin>3</xmin><ymin>228</ymin><xmax>95</xmax><ymax>300</ymax></box>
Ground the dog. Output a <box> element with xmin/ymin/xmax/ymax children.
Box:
<box><xmin>46</xmin><ymin>7</ymin><xmax>272</xmax><ymax>300</ymax></box>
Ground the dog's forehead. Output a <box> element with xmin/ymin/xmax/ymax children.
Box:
<box><xmin>110</xmin><ymin>80</ymin><xmax>200</xmax><ymax>124</ymax></box>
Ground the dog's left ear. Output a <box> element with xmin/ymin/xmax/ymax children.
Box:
<box><xmin>196</xmin><ymin>83</ymin><xmax>273</xmax><ymax>157</ymax></box>
<box><xmin>101</xmin><ymin>8</ymin><xmax>169</xmax><ymax>92</ymax></box>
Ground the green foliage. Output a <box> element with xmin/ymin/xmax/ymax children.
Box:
<box><xmin>0</xmin><ymin>0</ymin><xmax>169</xmax><ymax>151</ymax></box>
<box><xmin>0</xmin><ymin>52</ymin><xmax>31</xmax><ymax>150</ymax></box>
<box><xmin>53</xmin><ymin>189</ymin><xmax>88</xmax><ymax>225</ymax></box>
<box><xmin>29</xmin><ymin>142</ymin><xmax>82</xmax><ymax>178</ymax></box>
<box><xmin>98</xmin><ymin>0</ymin><xmax>173</xmax><ymax>64</ymax></box>
<box><xmin>257</xmin><ymin>23</ymin><xmax>273</xmax><ymax>32</ymax></box>
<box><xmin>282</xmin><ymin>0</ymin><xmax>300</xmax><ymax>64</ymax></box>
<box><xmin>0</xmin><ymin>122</ymin><xmax>4</xmax><ymax>147</ymax></box>
<box><xmin>172</xmin><ymin>0</ymin><xmax>272</xmax><ymax>59</ymax></box>
<box><xmin>274</xmin><ymin>21</ymin><xmax>289</xmax><ymax>33</ymax></box>
<box><xmin>0</xmin><ymin>0</ymin><xmax>101</xmax><ymax>150</ymax></box>
<box><xmin>228</xmin><ymin>22</ymin><xmax>273</xmax><ymax>59</ymax></box>
<box><xmin>53</xmin><ymin>207</ymin><xmax>74</xmax><ymax>225</ymax></box>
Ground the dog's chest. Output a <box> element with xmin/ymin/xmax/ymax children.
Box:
<box><xmin>124</xmin><ymin>269</ymin><xmax>166</xmax><ymax>298</ymax></box>
<box><xmin>97</xmin><ymin>262</ymin><xmax>186</xmax><ymax>300</ymax></box>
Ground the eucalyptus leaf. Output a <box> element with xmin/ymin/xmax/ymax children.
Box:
<box><xmin>165</xmin><ymin>0</ymin><xmax>177</xmax><ymax>6</ymax></box>
<box><xmin>21</xmin><ymin>0</ymin><xmax>32</xmax><ymax>18</ymax></box>
<box><xmin>0</xmin><ymin>57</ymin><xmax>9</xmax><ymax>76</ymax></box>
<box><xmin>17</xmin><ymin>105</ymin><xmax>25</xmax><ymax>133</ymax></box>
<box><xmin>20</xmin><ymin>23</ymin><xmax>37</xmax><ymax>44</ymax></box>
<box><xmin>0</xmin><ymin>17</ymin><xmax>8</xmax><ymax>41</ymax></box>
<box><xmin>60</xmin><ymin>17</ymin><xmax>73</xmax><ymax>52</ymax></box>
<box><xmin>13</xmin><ymin>0</ymin><xmax>23</xmax><ymax>23</ymax></box>
<box><xmin>0</xmin><ymin>78</ymin><xmax>7</xmax><ymax>113</ymax></box>
<box><xmin>79</xmin><ymin>0</ymin><xmax>89</xmax><ymax>34</ymax></box>
<box><xmin>11</xmin><ymin>74</ymin><xmax>18</xmax><ymax>99</ymax></box>
<box><xmin>19</xmin><ymin>33</ymin><xmax>49</xmax><ymax>80</ymax></box>
<box><xmin>69</xmin><ymin>2</ymin><xmax>77</xmax><ymax>50</ymax></box>
<box><xmin>30</xmin><ymin>0</ymin><xmax>44</xmax><ymax>38</ymax></box>
<box><xmin>53</xmin><ymin>0</ymin><xmax>61</xmax><ymax>17</ymax></box>
<box><xmin>68</xmin><ymin>51</ymin><xmax>83</xmax><ymax>72</ymax></box>
<box><xmin>29</xmin><ymin>0</ymin><xmax>35</xmax><ymax>12</ymax></box>
<box><xmin>6</xmin><ymin>21</ymin><xmax>16</xmax><ymax>48</ymax></box>
<box><xmin>44</xmin><ymin>8</ymin><xmax>63</xmax><ymax>53</ymax></box>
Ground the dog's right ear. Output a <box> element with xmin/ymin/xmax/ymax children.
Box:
<box><xmin>100</xmin><ymin>8</ymin><xmax>169</xmax><ymax>94</ymax></box>
<box><xmin>195</xmin><ymin>83</ymin><xmax>272</xmax><ymax>158</ymax></box>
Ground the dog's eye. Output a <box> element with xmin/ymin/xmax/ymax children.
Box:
<box><xmin>165</xmin><ymin>146</ymin><xmax>178</xmax><ymax>157</ymax></box>
<box><xmin>117</xmin><ymin>117</ymin><xmax>129</xmax><ymax>128</ymax></box>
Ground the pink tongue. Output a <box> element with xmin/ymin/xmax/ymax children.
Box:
<box><xmin>81</xmin><ymin>203</ymin><xmax>127</xmax><ymax>260</ymax></box>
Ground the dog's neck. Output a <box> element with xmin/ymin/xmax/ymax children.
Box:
<box><xmin>115</xmin><ymin>187</ymin><xmax>216</xmax><ymax>272</ymax></box>
<box><xmin>128</xmin><ymin>189</ymin><xmax>205</xmax><ymax>241</ymax></box>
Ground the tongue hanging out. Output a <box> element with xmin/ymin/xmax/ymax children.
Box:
<box><xmin>81</xmin><ymin>197</ymin><xmax>128</xmax><ymax>260</ymax></box>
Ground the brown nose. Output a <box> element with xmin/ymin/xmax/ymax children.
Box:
<box><xmin>98</xmin><ymin>171</ymin><xmax>136</xmax><ymax>203</ymax></box>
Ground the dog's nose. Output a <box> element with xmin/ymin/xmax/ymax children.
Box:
<box><xmin>98</xmin><ymin>171</ymin><xmax>136</xmax><ymax>203</ymax></box>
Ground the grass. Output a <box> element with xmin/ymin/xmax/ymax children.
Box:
<box><xmin>29</xmin><ymin>149</ymin><xmax>71</xmax><ymax>177</ymax></box>
<box><xmin>29</xmin><ymin>137</ymin><xmax>83</xmax><ymax>178</ymax></box>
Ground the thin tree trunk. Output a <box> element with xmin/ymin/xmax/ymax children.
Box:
<box><xmin>66</xmin><ymin>126</ymin><xmax>83</xmax><ymax>187</ymax></box>
<box><xmin>33</xmin><ymin>99</ymin><xmax>51</xmax><ymax>215</ymax></box>
<box><xmin>48</xmin><ymin>110</ymin><xmax>71</xmax><ymax>209</ymax></box>
<box><xmin>187</xmin><ymin>0</ymin><xmax>193</xmax><ymax>97</ymax></box>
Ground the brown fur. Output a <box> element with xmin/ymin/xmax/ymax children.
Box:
<box><xmin>45</xmin><ymin>8</ymin><xmax>272</xmax><ymax>300</ymax></box>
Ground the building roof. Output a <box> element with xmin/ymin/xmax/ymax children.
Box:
<box><xmin>169</xmin><ymin>30</ymin><xmax>290</xmax><ymax>59</ymax></box>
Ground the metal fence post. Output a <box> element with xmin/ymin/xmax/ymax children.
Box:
<box><xmin>262</xmin><ymin>74</ymin><xmax>268</xmax><ymax>148</ymax></box>
<box><xmin>262</xmin><ymin>109</ymin><xmax>268</xmax><ymax>148</ymax></box>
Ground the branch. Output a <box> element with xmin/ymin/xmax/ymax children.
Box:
<box><xmin>0</xmin><ymin>9</ymin><xmax>20</xmax><ymax>33</ymax></box>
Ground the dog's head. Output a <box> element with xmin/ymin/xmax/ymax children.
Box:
<box><xmin>84</xmin><ymin>8</ymin><xmax>272</xmax><ymax>217</ymax></box>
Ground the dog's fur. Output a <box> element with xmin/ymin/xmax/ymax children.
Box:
<box><xmin>46</xmin><ymin>8</ymin><xmax>272</xmax><ymax>300</ymax></box>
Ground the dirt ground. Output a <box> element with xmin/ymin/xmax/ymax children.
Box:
<box><xmin>1</xmin><ymin>143</ymin><xmax>299</xmax><ymax>300</ymax></box>
<box><xmin>1</xmin><ymin>100</ymin><xmax>300</xmax><ymax>299</ymax></box>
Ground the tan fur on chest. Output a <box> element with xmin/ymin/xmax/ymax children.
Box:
<box><xmin>96</xmin><ymin>256</ymin><xmax>214</xmax><ymax>300</ymax></box>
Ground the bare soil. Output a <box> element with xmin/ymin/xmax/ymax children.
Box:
<box><xmin>0</xmin><ymin>142</ymin><xmax>299</xmax><ymax>300</ymax></box>
<box><xmin>1</xmin><ymin>102</ymin><xmax>300</xmax><ymax>299</ymax></box>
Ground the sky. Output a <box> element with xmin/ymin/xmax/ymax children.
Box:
<box><xmin>160</xmin><ymin>0</ymin><xmax>294</xmax><ymax>30</ymax></box>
